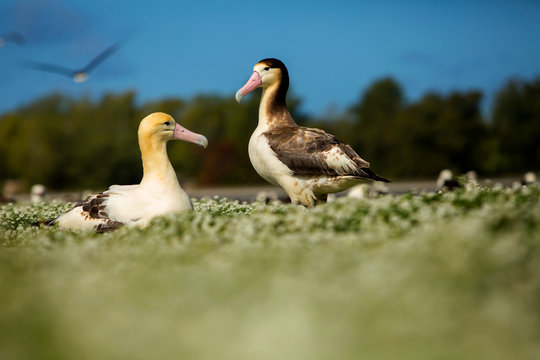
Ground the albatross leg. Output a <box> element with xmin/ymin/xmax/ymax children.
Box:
<box><xmin>289</xmin><ymin>189</ymin><xmax>317</xmax><ymax>208</ymax></box>
<box><xmin>315</xmin><ymin>193</ymin><xmax>328</xmax><ymax>204</ymax></box>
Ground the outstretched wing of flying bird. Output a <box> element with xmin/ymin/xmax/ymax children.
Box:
<box><xmin>21</xmin><ymin>61</ymin><xmax>74</xmax><ymax>77</ymax></box>
<box><xmin>82</xmin><ymin>38</ymin><xmax>125</xmax><ymax>73</ymax></box>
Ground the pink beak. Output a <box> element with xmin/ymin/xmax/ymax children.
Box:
<box><xmin>173</xmin><ymin>123</ymin><xmax>208</xmax><ymax>148</ymax></box>
<box><xmin>235</xmin><ymin>71</ymin><xmax>262</xmax><ymax>103</ymax></box>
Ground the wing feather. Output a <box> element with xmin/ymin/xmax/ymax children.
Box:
<box><xmin>55</xmin><ymin>192</ymin><xmax>123</xmax><ymax>231</ymax></box>
<box><xmin>83</xmin><ymin>35</ymin><xmax>130</xmax><ymax>72</ymax></box>
<box><xmin>21</xmin><ymin>61</ymin><xmax>74</xmax><ymax>77</ymax></box>
<box><xmin>264</xmin><ymin>126</ymin><xmax>389</xmax><ymax>182</ymax></box>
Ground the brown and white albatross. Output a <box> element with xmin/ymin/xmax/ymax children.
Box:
<box><xmin>235</xmin><ymin>58</ymin><xmax>389</xmax><ymax>207</ymax></box>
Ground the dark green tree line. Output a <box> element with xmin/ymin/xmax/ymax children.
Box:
<box><xmin>0</xmin><ymin>76</ymin><xmax>538</xmax><ymax>189</ymax></box>
<box><xmin>490</xmin><ymin>78</ymin><xmax>540</xmax><ymax>173</ymax></box>
<box><xmin>324</xmin><ymin>77</ymin><xmax>537</xmax><ymax>178</ymax></box>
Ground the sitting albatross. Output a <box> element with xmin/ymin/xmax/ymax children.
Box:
<box><xmin>48</xmin><ymin>112</ymin><xmax>208</xmax><ymax>232</ymax></box>
<box><xmin>235</xmin><ymin>58</ymin><xmax>389</xmax><ymax>207</ymax></box>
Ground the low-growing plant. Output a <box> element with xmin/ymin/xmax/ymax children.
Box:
<box><xmin>1</xmin><ymin>185</ymin><xmax>539</xmax><ymax>360</ymax></box>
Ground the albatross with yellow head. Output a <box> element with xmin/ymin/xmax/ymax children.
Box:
<box><xmin>49</xmin><ymin>112</ymin><xmax>208</xmax><ymax>232</ymax></box>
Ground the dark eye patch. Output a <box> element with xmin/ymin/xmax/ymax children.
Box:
<box><xmin>264</xmin><ymin>66</ymin><xmax>270</xmax><ymax>70</ymax></box>
<box><xmin>164</xmin><ymin>121</ymin><xmax>170</xmax><ymax>126</ymax></box>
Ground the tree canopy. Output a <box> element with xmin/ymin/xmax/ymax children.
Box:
<box><xmin>0</xmin><ymin>76</ymin><xmax>538</xmax><ymax>190</ymax></box>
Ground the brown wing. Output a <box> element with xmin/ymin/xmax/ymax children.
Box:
<box><xmin>264</xmin><ymin>126</ymin><xmax>389</xmax><ymax>182</ymax></box>
<box><xmin>68</xmin><ymin>193</ymin><xmax>123</xmax><ymax>232</ymax></box>
<box><xmin>74</xmin><ymin>193</ymin><xmax>110</xmax><ymax>218</ymax></box>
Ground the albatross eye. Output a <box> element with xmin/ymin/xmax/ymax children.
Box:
<box><xmin>264</xmin><ymin>67</ymin><xmax>270</xmax><ymax>71</ymax></box>
<box><xmin>164</xmin><ymin>121</ymin><xmax>170</xmax><ymax>126</ymax></box>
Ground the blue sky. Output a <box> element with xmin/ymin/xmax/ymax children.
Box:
<box><xmin>0</xmin><ymin>0</ymin><xmax>539</xmax><ymax>117</ymax></box>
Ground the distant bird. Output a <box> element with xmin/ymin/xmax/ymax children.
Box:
<box><xmin>521</xmin><ymin>171</ymin><xmax>537</xmax><ymax>186</ymax></box>
<box><xmin>2</xmin><ymin>179</ymin><xmax>22</xmax><ymax>203</ymax></box>
<box><xmin>347</xmin><ymin>184</ymin><xmax>370</xmax><ymax>199</ymax></box>
<box><xmin>0</xmin><ymin>32</ymin><xmax>26</xmax><ymax>47</ymax></box>
<box><xmin>437</xmin><ymin>169</ymin><xmax>462</xmax><ymax>191</ymax></box>
<box><xmin>235</xmin><ymin>58</ymin><xmax>389</xmax><ymax>207</ymax></box>
<box><xmin>31</xmin><ymin>184</ymin><xmax>46</xmax><ymax>203</ymax></box>
<box><xmin>465</xmin><ymin>170</ymin><xmax>478</xmax><ymax>185</ymax></box>
<box><xmin>372</xmin><ymin>181</ymin><xmax>390</xmax><ymax>195</ymax></box>
<box><xmin>45</xmin><ymin>113</ymin><xmax>208</xmax><ymax>232</ymax></box>
<box><xmin>22</xmin><ymin>37</ymin><xmax>127</xmax><ymax>83</ymax></box>
<box><xmin>255</xmin><ymin>190</ymin><xmax>279</xmax><ymax>203</ymax></box>
<box><xmin>347</xmin><ymin>181</ymin><xmax>389</xmax><ymax>199</ymax></box>
<box><xmin>464</xmin><ymin>170</ymin><xmax>479</xmax><ymax>191</ymax></box>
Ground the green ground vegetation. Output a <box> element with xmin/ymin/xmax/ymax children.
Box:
<box><xmin>1</xmin><ymin>185</ymin><xmax>539</xmax><ymax>360</ymax></box>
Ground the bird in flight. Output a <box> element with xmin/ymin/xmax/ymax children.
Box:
<box><xmin>22</xmin><ymin>37</ymin><xmax>127</xmax><ymax>83</ymax></box>
<box><xmin>0</xmin><ymin>32</ymin><xmax>26</xmax><ymax>47</ymax></box>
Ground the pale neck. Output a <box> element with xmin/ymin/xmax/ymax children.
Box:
<box><xmin>139</xmin><ymin>137</ymin><xmax>179</xmax><ymax>187</ymax></box>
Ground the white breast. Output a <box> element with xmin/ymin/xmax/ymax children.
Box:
<box><xmin>104</xmin><ymin>182</ymin><xmax>192</xmax><ymax>225</ymax></box>
<box><xmin>248</xmin><ymin>127</ymin><xmax>292</xmax><ymax>187</ymax></box>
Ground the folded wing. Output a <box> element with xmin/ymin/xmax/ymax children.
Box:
<box><xmin>264</xmin><ymin>126</ymin><xmax>389</xmax><ymax>182</ymax></box>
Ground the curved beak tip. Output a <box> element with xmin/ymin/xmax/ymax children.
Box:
<box><xmin>173</xmin><ymin>123</ymin><xmax>208</xmax><ymax>149</ymax></box>
<box><xmin>235</xmin><ymin>90</ymin><xmax>244</xmax><ymax>103</ymax></box>
<box><xmin>198</xmin><ymin>136</ymin><xmax>209</xmax><ymax>149</ymax></box>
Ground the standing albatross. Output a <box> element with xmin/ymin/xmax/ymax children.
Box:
<box><xmin>235</xmin><ymin>58</ymin><xmax>389</xmax><ymax>207</ymax></box>
<box><xmin>48</xmin><ymin>112</ymin><xmax>208</xmax><ymax>232</ymax></box>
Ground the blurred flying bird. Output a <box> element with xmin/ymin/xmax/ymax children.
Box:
<box><xmin>0</xmin><ymin>32</ymin><xmax>26</xmax><ymax>47</ymax></box>
<box><xmin>22</xmin><ymin>37</ymin><xmax>127</xmax><ymax>83</ymax></box>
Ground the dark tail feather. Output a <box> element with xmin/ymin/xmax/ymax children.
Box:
<box><xmin>32</xmin><ymin>218</ymin><xmax>57</xmax><ymax>227</ymax></box>
<box><xmin>95</xmin><ymin>221</ymin><xmax>123</xmax><ymax>233</ymax></box>
<box><xmin>357</xmin><ymin>168</ymin><xmax>391</xmax><ymax>183</ymax></box>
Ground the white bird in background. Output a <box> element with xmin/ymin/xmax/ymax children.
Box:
<box><xmin>521</xmin><ymin>171</ymin><xmax>537</xmax><ymax>186</ymax></box>
<box><xmin>46</xmin><ymin>112</ymin><xmax>208</xmax><ymax>232</ymax></box>
<box><xmin>31</xmin><ymin>184</ymin><xmax>46</xmax><ymax>203</ymax></box>
<box><xmin>347</xmin><ymin>184</ymin><xmax>371</xmax><ymax>199</ymax></box>
<box><xmin>0</xmin><ymin>32</ymin><xmax>25</xmax><ymax>47</ymax></box>
<box><xmin>235</xmin><ymin>58</ymin><xmax>389</xmax><ymax>207</ymax></box>
<box><xmin>437</xmin><ymin>169</ymin><xmax>462</xmax><ymax>191</ymax></box>
<box><xmin>347</xmin><ymin>181</ymin><xmax>389</xmax><ymax>199</ymax></box>
<box><xmin>464</xmin><ymin>170</ymin><xmax>479</xmax><ymax>191</ymax></box>
<box><xmin>22</xmin><ymin>37</ymin><xmax>127</xmax><ymax>83</ymax></box>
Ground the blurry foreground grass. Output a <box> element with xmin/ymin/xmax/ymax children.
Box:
<box><xmin>1</xmin><ymin>185</ymin><xmax>540</xmax><ymax>360</ymax></box>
